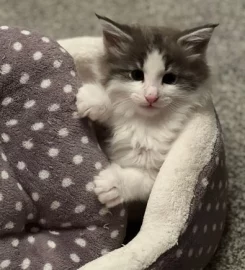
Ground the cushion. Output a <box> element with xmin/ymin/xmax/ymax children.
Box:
<box><xmin>0</xmin><ymin>27</ymin><xmax>126</xmax><ymax>270</ymax></box>
<box><xmin>59</xmin><ymin>36</ymin><xmax>228</xmax><ymax>270</ymax></box>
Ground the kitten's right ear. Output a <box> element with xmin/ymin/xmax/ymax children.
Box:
<box><xmin>95</xmin><ymin>13</ymin><xmax>132</xmax><ymax>54</ymax></box>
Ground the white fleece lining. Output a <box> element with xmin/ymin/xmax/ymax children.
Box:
<box><xmin>78</xmin><ymin>103</ymin><xmax>217</xmax><ymax>270</ymax></box>
<box><xmin>58</xmin><ymin>38</ymin><xmax>218</xmax><ymax>270</ymax></box>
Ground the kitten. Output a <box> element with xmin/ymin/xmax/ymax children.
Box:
<box><xmin>76</xmin><ymin>14</ymin><xmax>217</xmax><ymax>208</ymax></box>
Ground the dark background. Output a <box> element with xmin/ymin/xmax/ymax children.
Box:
<box><xmin>0</xmin><ymin>0</ymin><xmax>244</xmax><ymax>269</ymax></box>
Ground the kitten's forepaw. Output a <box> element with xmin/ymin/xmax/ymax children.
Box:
<box><xmin>94</xmin><ymin>166</ymin><xmax>123</xmax><ymax>208</ymax></box>
<box><xmin>76</xmin><ymin>84</ymin><xmax>111</xmax><ymax>122</ymax></box>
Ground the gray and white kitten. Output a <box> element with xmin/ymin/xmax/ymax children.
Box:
<box><xmin>75</xmin><ymin>15</ymin><xmax>217</xmax><ymax>208</ymax></box>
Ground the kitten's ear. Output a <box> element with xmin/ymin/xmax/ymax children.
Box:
<box><xmin>95</xmin><ymin>13</ymin><xmax>132</xmax><ymax>54</ymax></box>
<box><xmin>177</xmin><ymin>24</ymin><xmax>218</xmax><ymax>57</ymax></box>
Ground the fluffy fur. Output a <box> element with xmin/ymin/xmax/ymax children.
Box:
<box><xmin>76</xmin><ymin>15</ymin><xmax>217</xmax><ymax>208</ymax></box>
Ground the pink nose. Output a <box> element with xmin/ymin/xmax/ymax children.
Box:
<box><xmin>145</xmin><ymin>95</ymin><xmax>159</xmax><ymax>104</ymax></box>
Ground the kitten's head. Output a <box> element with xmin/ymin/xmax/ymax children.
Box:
<box><xmin>97</xmin><ymin>14</ymin><xmax>218</xmax><ymax>118</ymax></box>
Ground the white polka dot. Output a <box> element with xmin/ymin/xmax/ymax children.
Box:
<box><xmin>110</xmin><ymin>230</ymin><xmax>119</xmax><ymax>239</ymax></box>
<box><xmin>101</xmin><ymin>248</ymin><xmax>109</xmax><ymax>256</ymax></box>
<box><xmin>0</xmin><ymin>192</ymin><xmax>3</xmax><ymax>201</ymax></box>
<box><xmin>220</xmin><ymin>222</ymin><xmax>224</xmax><ymax>230</ymax></box>
<box><xmin>0</xmin><ymin>260</ymin><xmax>11</xmax><ymax>268</ymax></box>
<box><xmin>50</xmin><ymin>201</ymin><xmax>61</xmax><ymax>210</ymax></box>
<box><xmin>53</xmin><ymin>60</ymin><xmax>62</xmax><ymax>68</ymax></box>
<box><xmin>31</xmin><ymin>122</ymin><xmax>44</xmax><ymax>131</ymax></box>
<box><xmin>2</xmin><ymin>97</ymin><xmax>13</xmax><ymax>106</ymax></box>
<box><xmin>74</xmin><ymin>204</ymin><xmax>86</xmax><ymax>214</ymax></box>
<box><xmin>188</xmin><ymin>248</ymin><xmax>194</xmax><ymax>257</ymax></box>
<box><xmin>215</xmin><ymin>156</ymin><xmax>219</xmax><ymax>165</ymax></box>
<box><xmin>17</xmin><ymin>161</ymin><xmax>26</xmax><ymax>170</ymax></box>
<box><xmin>99</xmin><ymin>207</ymin><xmax>110</xmax><ymax>216</ymax></box>
<box><xmin>1</xmin><ymin>153</ymin><xmax>7</xmax><ymax>162</ymax></box>
<box><xmin>15</xmin><ymin>202</ymin><xmax>23</xmax><ymax>211</ymax></box>
<box><xmin>11</xmin><ymin>239</ymin><xmax>19</xmax><ymax>247</ymax></box>
<box><xmin>13</xmin><ymin>42</ymin><xmax>23</xmax><ymax>51</ymax></box>
<box><xmin>70</xmin><ymin>70</ymin><xmax>76</xmax><ymax>77</ymax></box>
<box><xmin>22</xmin><ymin>140</ymin><xmax>33</xmax><ymax>149</ymax></box>
<box><xmin>203</xmin><ymin>224</ymin><xmax>208</xmax><ymax>233</ymax></box>
<box><xmin>1</xmin><ymin>133</ymin><xmax>10</xmax><ymax>142</ymax></box>
<box><xmin>60</xmin><ymin>222</ymin><xmax>72</xmax><ymax>228</ymax></box>
<box><xmin>30</xmin><ymin>227</ymin><xmax>39</xmax><ymax>233</ymax></box>
<box><xmin>1</xmin><ymin>170</ymin><xmax>9</xmax><ymax>179</ymax></box>
<box><xmin>219</xmin><ymin>180</ymin><xmax>223</xmax><ymax>190</ymax></box>
<box><xmin>212</xmin><ymin>223</ymin><xmax>217</xmax><ymax>231</ymax></box>
<box><xmin>21</xmin><ymin>30</ymin><xmax>30</xmax><ymax>35</ymax></box>
<box><xmin>215</xmin><ymin>202</ymin><xmax>220</xmax><ymax>211</ymax></box>
<box><xmin>120</xmin><ymin>209</ymin><xmax>126</xmax><ymax>217</ymax></box>
<box><xmin>39</xmin><ymin>218</ymin><xmax>47</xmax><ymax>225</ymax></box>
<box><xmin>0</xmin><ymin>26</ymin><xmax>9</xmax><ymax>30</ymax></box>
<box><xmin>70</xmin><ymin>254</ymin><xmax>80</xmax><ymax>263</ymax></box>
<box><xmin>17</xmin><ymin>183</ymin><xmax>23</xmax><ymax>191</ymax></box>
<box><xmin>39</xmin><ymin>219</ymin><xmax>46</xmax><ymax>225</ymax></box>
<box><xmin>1</xmin><ymin>64</ymin><xmax>11</xmax><ymax>75</ymax></box>
<box><xmin>33</xmin><ymin>51</ymin><xmax>43</xmax><ymax>61</ymax></box>
<box><xmin>201</xmin><ymin>177</ymin><xmax>208</xmax><ymax>187</ymax></box>
<box><xmin>73</xmin><ymin>155</ymin><xmax>83</xmax><ymax>165</ymax></box>
<box><xmin>48</xmin><ymin>148</ymin><xmax>59</xmax><ymax>157</ymax></box>
<box><xmin>58</xmin><ymin>128</ymin><xmax>69</xmax><ymax>137</ymax></box>
<box><xmin>86</xmin><ymin>181</ymin><xmax>95</xmax><ymax>192</ymax></box>
<box><xmin>27</xmin><ymin>213</ymin><xmax>34</xmax><ymax>220</ymax></box>
<box><xmin>72</xmin><ymin>112</ymin><xmax>79</xmax><ymax>119</ymax></box>
<box><xmin>47</xmin><ymin>240</ymin><xmax>56</xmax><ymax>249</ymax></box>
<box><xmin>192</xmin><ymin>225</ymin><xmax>198</xmax><ymax>234</ymax></box>
<box><xmin>75</xmin><ymin>238</ymin><xmax>87</xmax><ymax>247</ymax></box>
<box><xmin>24</xmin><ymin>100</ymin><xmax>36</xmax><ymax>109</ymax></box>
<box><xmin>4</xmin><ymin>221</ymin><xmax>14</xmax><ymax>229</ymax></box>
<box><xmin>81</xmin><ymin>136</ymin><xmax>89</xmax><ymax>144</ymax></box>
<box><xmin>86</xmin><ymin>225</ymin><xmax>97</xmax><ymax>231</ymax></box>
<box><xmin>49</xmin><ymin>230</ymin><xmax>60</xmax><ymax>235</ymax></box>
<box><xmin>206</xmin><ymin>203</ymin><xmax>212</xmax><ymax>212</ymax></box>
<box><xmin>198</xmin><ymin>247</ymin><xmax>203</xmax><ymax>256</ymax></box>
<box><xmin>21</xmin><ymin>258</ymin><xmax>31</xmax><ymax>269</ymax></box>
<box><xmin>43</xmin><ymin>263</ymin><xmax>53</xmax><ymax>270</ymax></box>
<box><xmin>6</xmin><ymin>119</ymin><xmax>18</xmax><ymax>127</ymax></box>
<box><xmin>41</xmin><ymin>37</ymin><xmax>50</xmax><ymax>43</ymax></box>
<box><xmin>38</xmin><ymin>170</ymin><xmax>50</xmax><ymax>180</ymax></box>
<box><xmin>41</xmin><ymin>79</ymin><xmax>51</xmax><ymax>89</ymax></box>
<box><xmin>207</xmin><ymin>245</ymin><xmax>212</xmax><ymax>254</ymax></box>
<box><xmin>20</xmin><ymin>73</ymin><xmax>30</xmax><ymax>84</ymax></box>
<box><xmin>28</xmin><ymin>236</ymin><xmax>35</xmax><ymax>244</ymax></box>
<box><xmin>32</xmin><ymin>192</ymin><xmax>39</xmax><ymax>201</ymax></box>
<box><xmin>62</xmin><ymin>177</ymin><xmax>73</xmax><ymax>188</ymax></box>
<box><xmin>95</xmin><ymin>162</ymin><xmax>102</xmax><ymax>170</ymax></box>
<box><xmin>176</xmin><ymin>249</ymin><xmax>182</xmax><ymax>258</ymax></box>
<box><xmin>48</xmin><ymin>103</ymin><xmax>60</xmax><ymax>112</ymax></box>
<box><xmin>63</xmin><ymin>84</ymin><xmax>72</xmax><ymax>93</ymax></box>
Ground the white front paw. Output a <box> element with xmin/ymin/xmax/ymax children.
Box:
<box><xmin>76</xmin><ymin>84</ymin><xmax>111</xmax><ymax>122</ymax></box>
<box><xmin>94</xmin><ymin>166</ymin><xmax>123</xmax><ymax>208</ymax></box>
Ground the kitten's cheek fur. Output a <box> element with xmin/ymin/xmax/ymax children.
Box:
<box><xmin>76</xmin><ymin>83</ymin><xmax>112</xmax><ymax>122</ymax></box>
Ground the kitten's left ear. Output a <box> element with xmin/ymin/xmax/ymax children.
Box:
<box><xmin>95</xmin><ymin>13</ymin><xmax>132</xmax><ymax>54</ymax></box>
<box><xmin>177</xmin><ymin>24</ymin><xmax>218</xmax><ymax>56</ymax></box>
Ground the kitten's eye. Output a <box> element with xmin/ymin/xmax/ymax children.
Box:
<box><xmin>130</xmin><ymin>69</ymin><xmax>144</xmax><ymax>81</ymax></box>
<box><xmin>162</xmin><ymin>73</ymin><xmax>177</xmax><ymax>85</ymax></box>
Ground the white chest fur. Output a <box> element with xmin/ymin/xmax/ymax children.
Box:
<box><xmin>106</xmin><ymin>115</ymin><xmax>183</xmax><ymax>179</ymax></box>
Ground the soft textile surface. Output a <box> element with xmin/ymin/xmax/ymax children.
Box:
<box><xmin>0</xmin><ymin>27</ymin><xmax>126</xmax><ymax>269</ymax></box>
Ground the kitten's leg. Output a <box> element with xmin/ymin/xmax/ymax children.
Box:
<box><xmin>94</xmin><ymin>164</ymin><xmax>154</xmax><ymax>208</ymax></box>
<box><xmin>76</xmin><ymin>83</ymin><xmax>112</xmax><ymax>123</ymax></box>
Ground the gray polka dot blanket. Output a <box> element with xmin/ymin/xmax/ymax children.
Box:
<box><xmin>0</xmin><ymin>27</ymin><xmax>126</xmax><ymax>270</ymax></box>
<box><xmin>0</xmin><ymin>27</ymin><xmax>227</xmax><ymax>270</ymax></box>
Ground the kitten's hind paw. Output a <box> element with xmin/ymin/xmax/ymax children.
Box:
<box><xmin>94</xmin><ymin>166</ymin><xmax>124</xmax><ymax>208</ymax></box>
